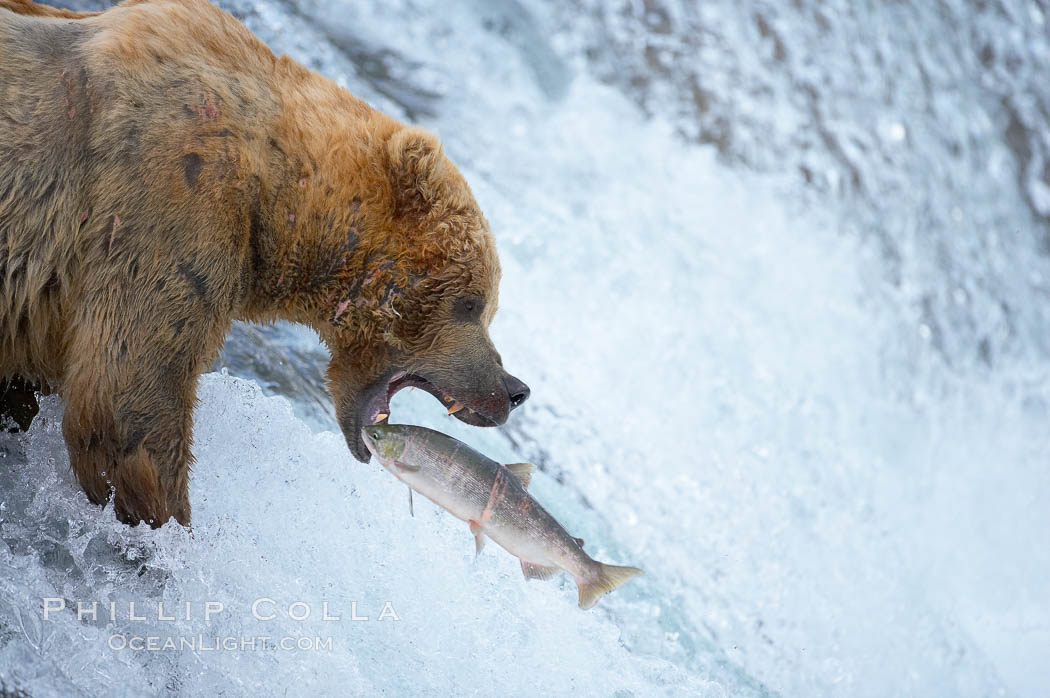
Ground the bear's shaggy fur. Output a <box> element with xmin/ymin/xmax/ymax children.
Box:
<box><xmin>0</xmin><ymin>0</ymin><xmax>529</xmax><ymax>526</ymax></box>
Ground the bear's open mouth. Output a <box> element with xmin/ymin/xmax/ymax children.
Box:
<box><xmin>363</xmin><ymin>371</ymin><xmax>497</xmax><ymax>428</ymax></box>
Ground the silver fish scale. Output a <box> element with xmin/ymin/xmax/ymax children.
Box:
<box><xmin>402</xmin><ymin>427</ymin><xmax>593</xmax><ymax>575</ymax></box>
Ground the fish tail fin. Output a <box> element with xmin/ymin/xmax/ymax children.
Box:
<box><xmin>576</xmin><ymin>563</ymin><xmax>644</xmax><ymax>610</ymax></box>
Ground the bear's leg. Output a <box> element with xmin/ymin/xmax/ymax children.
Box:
<box><xmin>61</xmin><ymin>391</ymin><xmax>151</xmax><ymax>520</ymax></box>
<box><xmin>61</xmin><ymin>334</ymin><xmax>201</xmax><ymax>528</ymax></box>
<box><xmin>0</xmin><ymin>376</ymin><xmax>40</xmax><ymax>432</ymax></box>
<box><xmin>62</xmin><ymin>377</ymin><xmax>197</xmax><ymax>527</ymax></box>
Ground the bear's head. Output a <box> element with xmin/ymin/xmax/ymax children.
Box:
<box><xmin>319</xmin><ymin>127</ymin><xmax>530</xmax><ymax>462</ymax></box>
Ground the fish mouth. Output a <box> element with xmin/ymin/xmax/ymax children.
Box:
<box><xmin>362</xmin><ymin>371</ymin><xmax>500</xmax><ymax>428</ymax></box>
<box><xmin>359</xmin><ymin>427</ymin><xmax>378</xmax><ymax>457</ymax></box>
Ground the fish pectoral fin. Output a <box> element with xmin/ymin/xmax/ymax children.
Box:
<box><xmin>394</xmin><ymin>460</ymin><xmax>421</xmax><ymax>473</ymax></box>
<box><xmin>504</xmin><ymin>462</ymin><xmax>534</xmax><ymax>489</ymax></box>
<box><xmin>469</xmin><ymin>520</ymin><xmax>485</xmax><ymax>556</ymax></box>
<box><xmin>408</xmin><ymin>487</ymin><xmax>414</xmax><ymax>517</ymax></box>
<box><xmin>520</xmin><ymin>560</ymin><xmax>558</xmax><ymax>581</ymax></box>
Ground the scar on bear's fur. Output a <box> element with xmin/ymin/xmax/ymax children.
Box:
<box><xmin>0</xmin><ymin>0</ymin><xmax>529</xmax><ymax>527</ymax></box>
<box><xmin>105</xmin><ymin>215</ymin><xmax>121</xmax><ymax>254</ymax></box>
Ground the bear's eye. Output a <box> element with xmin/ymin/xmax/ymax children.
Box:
<box><xmin>453</xmin><ymin>295</ymin><xmax>484</xmax><ymax>322</ymax></box>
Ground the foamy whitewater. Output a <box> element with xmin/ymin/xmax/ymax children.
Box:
<box><xmin>3</xmin><ymin>0</ymin><xmax>1049</xmax><ymax>696</ymax></box>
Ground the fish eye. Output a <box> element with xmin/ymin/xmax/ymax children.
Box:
<box><xmin>371</xmin><ymin>430</ymin><xmax>381</xmax><ymax>439</ymax></box>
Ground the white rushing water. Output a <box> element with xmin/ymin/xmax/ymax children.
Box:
<box><xmin>3</xmin><ymin>0</ymin><xmax>1050</xmax><ymax>696</ymax></box>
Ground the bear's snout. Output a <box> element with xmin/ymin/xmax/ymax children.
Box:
<box><xmin>444</xmin><ymin>368</ymin><xmax>529</xmax><ymax>428</ymax></box>
<box><xmin>503</xmin><ymin>372</ymin><xmax>530</xmax><ymax>409</ymax></box>
<box><xmin>448</xmin><ymin>369</ymin><xmax>529</xmax><ymax>426</ymax></box>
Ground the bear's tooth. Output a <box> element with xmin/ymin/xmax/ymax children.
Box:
<box><xmin>375</xmin><ymin>413</ymin><xmax>389</xmax><ymax>422</ymax></box>
<box><xmin>447</xmin><ymin>402</ymin><xmax>464</xmax><ymax>415</ymax></box>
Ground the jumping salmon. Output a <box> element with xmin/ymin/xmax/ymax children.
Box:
<box><xmin>361</xmin><ymin>423</ymin><xmax>643</xmax><ymax>609</ymax></box>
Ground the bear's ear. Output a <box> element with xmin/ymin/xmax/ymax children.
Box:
<box><xmin>386</xmin><ymin>127</ymin><xmax>448</xmax><ymax>214</ymax></box>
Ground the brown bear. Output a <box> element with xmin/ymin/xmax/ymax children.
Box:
<box><xmin>0</xmin><ymin>0</ymin><xmax>530</xmax><ymax>526</ymax></box>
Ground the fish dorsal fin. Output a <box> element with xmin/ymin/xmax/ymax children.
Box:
<box><xmin>574</xmin><ymin>537</ymin><xmax>585</xmax><ymax>548</ymax></box>
<box><xmin>505</xmin><ymin>462</ymin><xmax>534</xmax><ymax>488</ymax></box>
<box><xmin>520</xmin><ymin>560</ymin><xmax>558</xmax><ymax>581</ymax></box>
